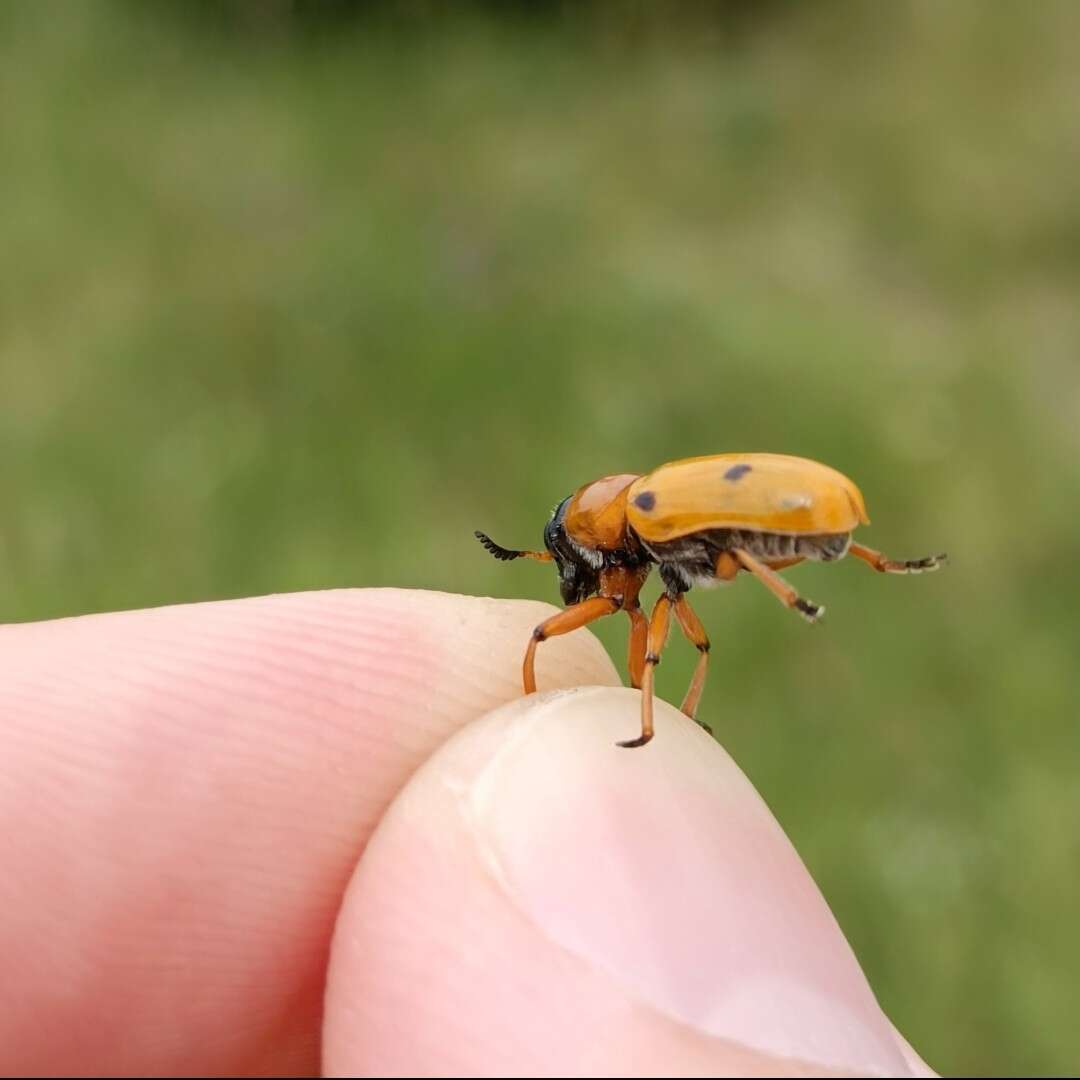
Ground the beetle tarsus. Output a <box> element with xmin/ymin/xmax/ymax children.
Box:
<box><xmin>850</xmin><ymin>542</ymin><xmax>948</xmax><ymax>576</ymax></box>
<box><xmin>902</xmin><ymin>552</ymin><xmax>948</xmax><ymax>573</ymax></box>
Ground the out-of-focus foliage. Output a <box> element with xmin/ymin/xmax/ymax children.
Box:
<box><xmin>3</xmin><ymin>2</ymin><xmax>1079</xmax><ymax>1073</ymax></box>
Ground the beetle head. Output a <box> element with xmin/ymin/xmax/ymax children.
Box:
<box><xmin>544</xmin><ymin>496</ymin><xmax>603</xmax><ymax>605</ymax></box>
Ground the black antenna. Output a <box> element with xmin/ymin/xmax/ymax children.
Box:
<box><xmin>474</xmin><ymin>531</ymin><xmax>527</xmax><ymax>561</ymax></box>
<box><xmin>475</xmin><ymin>531</ymin><xmax>552</xmax><ymax>565</ymax></box>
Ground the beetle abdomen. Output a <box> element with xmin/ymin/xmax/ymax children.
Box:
<box><xmin>729</xmin><ymin>529</ymin><xmax>851</xmax><ymax>562</ymax></box>
<box><xmin>643</xmin><ymin>528</ymin><xmax>851</xmax><ymax>590</ymax></box>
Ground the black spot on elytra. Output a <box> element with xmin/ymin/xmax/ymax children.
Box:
<box><xmin>724</xmin><ymin>463</ymin><xmax>753</xmax><ymax>481</ymax></box>
<box><xmin>633</xmin><ymin>491</ymin><xmax>656</xmax><ymax>512</ymax></box>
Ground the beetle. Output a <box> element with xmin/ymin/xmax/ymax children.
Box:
<box><xmin>476</xmin><ymin>453</ymin><xmax>946</xmax><ymax>748</ymax></box>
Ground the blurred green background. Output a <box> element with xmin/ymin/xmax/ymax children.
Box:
<box><xmin>3</xmin><ymin>1</ymin><xmax>1079</xmax><ymax>1072</ymax></box>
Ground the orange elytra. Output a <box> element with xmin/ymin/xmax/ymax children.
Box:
<box><xmin>476</xmin><ymin>453</ymin><xmax>946</xmax><ymax>748</ymax></box>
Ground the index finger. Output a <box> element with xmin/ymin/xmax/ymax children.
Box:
<box><xmin>0</xmin><ymin>588</ymin><xmax>619</xmax><ymax>1076</ymax></box>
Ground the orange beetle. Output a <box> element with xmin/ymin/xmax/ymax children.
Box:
<box><xmin>477</xmin><ymin>453</ymin><xmax>946</xmax><ymax>748</ymax></box>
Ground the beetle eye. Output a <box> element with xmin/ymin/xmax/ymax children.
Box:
<box><xmin>543</xmin><ymin>500</ymin><xmax>570</xmax><ymax>555</ymax></box>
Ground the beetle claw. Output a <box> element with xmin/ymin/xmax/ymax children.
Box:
<box><xmin>795</xmin><ymin>597</ymin><xmax>825</xmax><ymax>623</ymax></box>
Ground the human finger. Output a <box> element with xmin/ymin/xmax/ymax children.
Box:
<box><xmin>324</xmin><ymin>688</ymin><xmax>932</xmax><ymax>1078</ymax></box>
<box><xmin>0</xmin><ymin>589</ymin><xmax>618</xmax><ymax>1075</ymax></box>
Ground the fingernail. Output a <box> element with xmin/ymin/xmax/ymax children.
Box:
<box><xmin>466</xmin><ymin>687</ymin><xmax>918</xmax><ymax>1077</ymax></box>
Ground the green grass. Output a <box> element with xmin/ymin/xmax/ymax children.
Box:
<box><xmin>3</xmin><ymin>2</ymin><xmax>1080</xmax><ymax>1072</ymax></box>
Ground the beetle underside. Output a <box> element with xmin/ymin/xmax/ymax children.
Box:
<box><xmin>643</xmin><ymin>528</ymin><xmax>852</xmax><ymax>592</ymax></box>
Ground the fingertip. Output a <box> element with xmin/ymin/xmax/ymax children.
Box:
<box><xmin>324</xmin><ymin>689</ymin><xmax>926</xmax><ymax>1077</ymax></box>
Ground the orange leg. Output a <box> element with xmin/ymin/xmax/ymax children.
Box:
<box><xmin>849</xmin><ymin>542</ymin><xmax>947</xmax><ymax>575</ymax></box>
<box><xmin>523</xmin><ymin>596</ymin><xmax>621</xmax><ymax>694</ymax></box>
<box><xmin>673</xmin><ymin>594</ymin><xmax>712</xmax><ymax>731</ymax></box>
<box><xmin>733</xmin><ymin>549</ymin><xmax>825</xmax><ymax>623</ymax></box>
<box><xmin>626</xmin><ymin>602</ymin><xmax>648</xmax><ymax>690</ymax></box>
<box><xmin>619</xmin><ymin>594</ymin><xmax>673</xmax><ymax>749</ymax></box>
<box><xmin>760</xmin><ymin>556</ymin><xmax>805</xmax><ymax>572</ymax></box>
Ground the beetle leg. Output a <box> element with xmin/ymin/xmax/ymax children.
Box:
<box><xmin>849</xmin><ymin>542</ymin><xmax>947</xmax><ymax>575</ymax></box>
<box><xmin>733</xmin><ymin>549</ymin><xmax>825</xmax><ymax>623</ymax></box>
<box><xmin>523</xmin><ymin>596</ymin><xmax>621</xmax><ymax>695</ymax></box>
<box><xmin>625</xmin><ymin>602</ymin><xmax>648</xmax><ymax>690</ymax></box>
<box><xmin>672</xmin><ymin>593</ymin><xmax>712</xmax><ymax>732</ymax></box>
<box><xmin>619</xmin><ymin>594</ymin><xmax>673</xmax><ymax>748</ymax></box>
<box><xmin>761</xmin><ymin>556</ymin><xmax>805</xmax><ymax>571</ymax></box>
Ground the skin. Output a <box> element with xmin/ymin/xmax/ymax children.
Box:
<box><xmin>0</xmin><ymin>589</ymin><xmax>934</xmax><ymax>1077</ymax></box>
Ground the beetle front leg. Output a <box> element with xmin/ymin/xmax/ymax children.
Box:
<box><xmin>523</xmin><ymin>596</ymin><xmax>622</xmax><ymax>695</ymax></box>
<box><xmin>625</xmin><ymin>602</ymin><xmax>648</xmax><ymax>690</ymax></box>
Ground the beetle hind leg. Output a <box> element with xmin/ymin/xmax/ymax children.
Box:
<box><xmin>733</xmin><ymin>549</ymin><xmax>825</xmax><ymax>623</ymax></box>
<box><xmin>849</xmin><ymin>542</ymin><xmax>947</xmax><ymax>574</ymax></box>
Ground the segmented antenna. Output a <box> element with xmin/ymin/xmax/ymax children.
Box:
<box><xmin>475</xmin><ymin>531</ymin><xmax>525</xmax><ymax>561</ymax></box>
<box><xmin>475</xmin><ymin>531</ymin><xmax>552</xmax><ymax>563</ymax></box>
